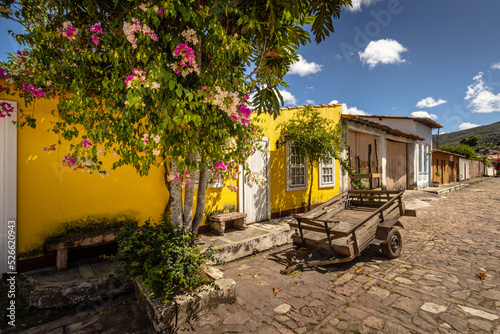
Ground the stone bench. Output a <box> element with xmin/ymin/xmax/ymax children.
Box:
<box><xmin>44</xmin><ymin>229</ymin><xmax>118</xmax><ymax>270</ymax></box>
<box><xmin>208</xmin><ymin>212</ymin><xmax>247</xmax><ymax>236</ymax></box>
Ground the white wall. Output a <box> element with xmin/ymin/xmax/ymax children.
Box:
<box><xmin>416</xmin><ymin>144</ymin><xmax>432</xmax><ymax>189</ymax></box>
<box><xmin>1</xmin><ymin>100</ymin><xmax>17</xmax><ymax>275</ymax></box>
<box><xmin>459</xmin><ymin>158</ymin><xmax>470</xmax><ymax>180</ymax></box>
<box><xmin>485</xmin><ymin>166</ymin><xmax>495</xmax><ymax>176</ymax></box>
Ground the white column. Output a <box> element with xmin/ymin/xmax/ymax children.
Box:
<box><xmin>1</xmin><ymin>100</ymin><xmax>17</xmax><ymax>275</ymax></box>
<box><xmin>377</xmin><ymin>134</ymin><xmax>387</xmax><ymax>189</ymax></box>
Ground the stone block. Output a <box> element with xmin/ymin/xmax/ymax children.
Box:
<box><xmin>210</xmin><ymin>221</ymin><xmax>226</xmax><ymax>235</ymax></box>
<box><xmin>135</xmin><ymin>277</ymin><xmax>236</xmax><ymax>332</ymax></box>
<box><xmin>234</xmin><ymin>217</ymin><xmax>247</xmax><ymax>230</ymax></box>
<box><xmin>18</xmin><ymin>261</ymin><xmax>133</xmax><ymax>309</ymax></box>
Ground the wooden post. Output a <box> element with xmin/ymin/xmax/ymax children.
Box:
<box><xmin>56</xmin><ymin>244</ymin><xmax>68</xmax><ymax>271</ymax></box>
<box><xmin>368</xmin><ymin>144</ymin><xmax>373</xmax><ymax>189</ymax></box>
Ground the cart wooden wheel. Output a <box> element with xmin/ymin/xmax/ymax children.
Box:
<box><xmin>381</xmin><ymin>228</ymin><xmax>402</xmax><ymax>259</ymax></box>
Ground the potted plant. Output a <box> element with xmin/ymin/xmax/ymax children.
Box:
<box><xmin>433</xmin><ymin>172</ymin><xmax>441</xmax><ymax>187</ymax></box>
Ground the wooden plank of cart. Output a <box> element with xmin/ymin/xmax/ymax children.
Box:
<box><xmin>281</xmin><ymin>190</ymin><xmax>416</xmax><ymax>275</ymax></box>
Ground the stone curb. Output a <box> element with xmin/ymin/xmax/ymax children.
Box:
<box><xmin>134</xmin><ymin>278</ymin><xmax>236</xmax><ymax>332</ymax></box>
<box><xmin>213</xmin><ymin>224</ymin><xmax>294</xmax><ymax>263</ymax></box>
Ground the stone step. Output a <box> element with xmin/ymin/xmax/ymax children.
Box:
<box><xmin>18</xmin><ymin>259</ymin><xmax>133</xmax><ymax>309</ymax></box>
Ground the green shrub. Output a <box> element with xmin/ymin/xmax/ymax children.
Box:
<box><xmin>112</xmin><ymin>220</ymin><xmax>219</xmax><ymax>302</ymax></box>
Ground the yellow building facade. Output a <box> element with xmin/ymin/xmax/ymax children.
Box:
<box><xmin>1</xmin><ymin>91</ymin><xmax>342</xmax><ymax>264</ymax></box>
<box><xmin>260</xmin><ymin>104</ymin><xmax>343</xmax><ymax>217</ymax></box>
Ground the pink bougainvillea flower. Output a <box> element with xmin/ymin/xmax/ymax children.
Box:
<box><xmin>62</xmin><ymin>154</ymin><xmax>78</xmax><ymax>169</ymax></box>
<box><xmin>90</xmin><ymin>24</ymin><xmax>104</xmax><ymax>34</ymax></box>
<box><xmin>91</xmin><ymin>34</ymin><xmax>99</xmax><ymax>46</ymax></box>
<box><xmin>0</xmin><ymin>67</ymin><xmax>11</xmax><ymax>79</ymax></box>
<box><xmin>60</xmin><ymin>22</ymin><xmax>79</xmax><ymax>41</ymax></box>
<box><xmin>158</xmin><ymin>6</ymin><xmax>164</xmax><ymax>15</ymax></box>
<box><xmin>0</xmin><ymin>102</ymin><xmax>14</xmax><ymax>118</ymax></box>
<box><xmin>16</xmin><ymin>50</ymin><xmax>28</xmax><ymax>62</ymax></box>
<box><xmin>82</xmin><ymin>139</ymin><xmax>92</xmax><ymax>149</ymax></box>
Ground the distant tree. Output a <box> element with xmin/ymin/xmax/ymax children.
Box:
<box><xmin>278</xmin><ymin>105</ymin><xmax>347</xmax><ymax>211</ymax></box>
<box><xmin>459</xmin><ymin>135</ymin><xmax>480</xmax><ymax>147</ymax></box>
<box><xmin>439</xmin><ymin>144</ymin><xmax>477</xmax><ymax>160</ymax></box>
<box><xmin>480</xmin><ymin>156</ymin><xmax>491</xmax><ymax>166</ymax></box>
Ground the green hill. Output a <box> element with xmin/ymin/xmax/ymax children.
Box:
<box><xmin>433</xmin><ymin>121</ymin><xmax>500</xmax><ymax>147</ymax></box>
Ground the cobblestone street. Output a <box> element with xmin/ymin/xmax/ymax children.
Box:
<box><xmin>181</xmin><ymin>178</ymin><xmax>500</xmax><ymax>333</ymax></box>
<box><xmin>9</xmin><ymin>178</ymin><xmax>500</xmax><ymax>333</ymax></box>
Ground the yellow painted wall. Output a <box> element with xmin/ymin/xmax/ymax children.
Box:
<box><xmin>256</xmin><ymin>105</ymin><xmax>343</xmax><ymax>214</ymax></box>
<box><xmin>2</xmin><ymin>86</ymin><xmax>342</xmax><ymax>257</ymax></box>
<box><xmin>1</xmin><ymin>91</ymin><xmax>237</xmax><ymax>256</ymax></box>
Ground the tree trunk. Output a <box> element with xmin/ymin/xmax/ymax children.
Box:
<box><xmin>170</xmin><ymin>161</ymin><xmax>184</xmax><ymax>229</ymax></box>
<box><xmin>182</xmin><ymin>152</ymin><xmax>197</xmax><ymax>233</ymax></box>
<box><xmin>163</xmin><ymin>160</ymin><xmax>172</xmax><ymax>222</ymax></box>
<box><xmin>192</xmin><ymin>156</ymin><xmax>209</xmax><ymax>233</ymax></box>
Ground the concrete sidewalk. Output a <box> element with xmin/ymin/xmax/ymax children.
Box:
<box><xmin>197</xmin><ymin>216</ymin><xmax>295</xmax><ymax>263</ymax></box>
<box><xmin>421</xmin><ymin>177</ymin><xmax>487</xmax><ymax>195</ymax></box>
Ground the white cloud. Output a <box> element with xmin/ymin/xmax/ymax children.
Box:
<box><xmin>359</xmin><ymin>39</ymin><xmax>408</xmax><ymax>69</ymax></box>
<box><xmin>328</xmin><ymin>100</ymin><xmax>369</xmax><ymax>115</ymax></box>
<box><xmin>347</xmin><ymin>0</ymin><xmax>382</xmax><ymax>12</ymax></box>
<box><xmin>416</xmin><ymin>97</ymin><xmax>447</xmax><ymax>108</ymax></box>
<box><xmin>411</xmin><ymin>111</ymin><xmax>438</xmax><ymax>120</ymax></box>
<box><xmin>459</xmin><ymin>122</ymin><xmax>480</xmax><ymax>130</ymax></box>
<box><xmin>491</xmin><ymin>63</ymin><xmax>500</xmax><ymax>70</ymax></box>
<box><xmin>288</xmin><ymin>55</ymin><xmax>323</xmax><ymax>77</ymax></box>
<box><xmin>342</xmin><ymin>103</ymin><xmax>370</xmax><ymax>115</ymax></box>
<box><xmin>279</xmin><ymin>89</ymin><xmax>297</xmax><ymax>106</ymax></box>
<box><xmin>305</xmin><ymin>86</ymin><xmax>314</xmax><ymax>90</ymax></box>
<box><xmin>306</xmin><ymin>100</ymin><xmax>315</xmax><ymax>105</ymax></box>
<box><xmin>464</xmin><ymin>72</ymin><xmax>500</xmax><ymax>113</ymax></box>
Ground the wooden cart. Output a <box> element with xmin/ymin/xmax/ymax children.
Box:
<box><xmin>281</xmin><ymin>190</ymin><xmax>416</xmax><ymax>275</ymax></box>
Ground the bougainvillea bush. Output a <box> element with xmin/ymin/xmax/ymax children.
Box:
<box><xmin>0</xmin><ymin>0</ymin><xmax>351</xmax><ymax>232</ymax></box>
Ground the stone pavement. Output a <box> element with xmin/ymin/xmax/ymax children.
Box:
<box><xmin>7</xmin><ymin>177</ymin><xmax>500</xmax><ymax>333</ymax></box>
<box><xmin>178</xmin><ymin>178</ymin><xmax>500</xmax><ymax>333</ymax></box>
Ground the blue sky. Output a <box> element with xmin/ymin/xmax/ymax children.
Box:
<box><xmin>1</xmin><ymin>0</ymin><xmax>500</xmax><ymax>134</ymax></box>
<box><xmin>282</xmin><ymin>0</ymin><xmax>500</xmax><ymax>134</ymax></box>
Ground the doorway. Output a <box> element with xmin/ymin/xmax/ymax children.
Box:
<box><xmin>239</xmin><ymin>138</ymin><xmax>270</xmax><ymax>223</ymax></box>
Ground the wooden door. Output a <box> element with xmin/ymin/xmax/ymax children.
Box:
<box><xmin>347</xmin><ymin>130</ymin><xmax>379</xmax><ymax>188</ymax></box>
<box><xmin>386</xmin><ymin>140</ymin><xmax>407</xmax><ymax>190</ymax></box>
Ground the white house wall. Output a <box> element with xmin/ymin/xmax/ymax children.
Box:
<box><xmin>416</xmin><ymin>144</ymin><xmax>432</xmax><ymax>189</ymax></box>
<box><xmin>0</xmin><ymin>100</ymin><xmax>17</xmax><ymax>275</ymax></box>
<box><xmin>459</xmin><ymin>157</ymin><xmax>470</xmax><ymax>180</ymax></box>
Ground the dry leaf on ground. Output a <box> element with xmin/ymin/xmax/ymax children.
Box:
<box><xmin>355</xmin><ymin>268</ymin><xmax>365</xmax><ymax>275</ymax></box>
<box><xmin>476</xmin><ymin>272</ymin><xmax>487</xmax><ymax>280</ymax></box>
<box><xmin>273</xmin><ymin>287</ymin><xmax>280</xmax><ymax>294</ymax></box>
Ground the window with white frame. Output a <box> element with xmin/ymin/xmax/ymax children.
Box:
<box><xmin>319</xmin><ymin>156</ymin><xmax>335</xmax><ymax>188</ymax></box>
<box><xmin>287</xmin><ymin>143</ymin><xmax>308</xmax><ymax>191</ymax></box>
